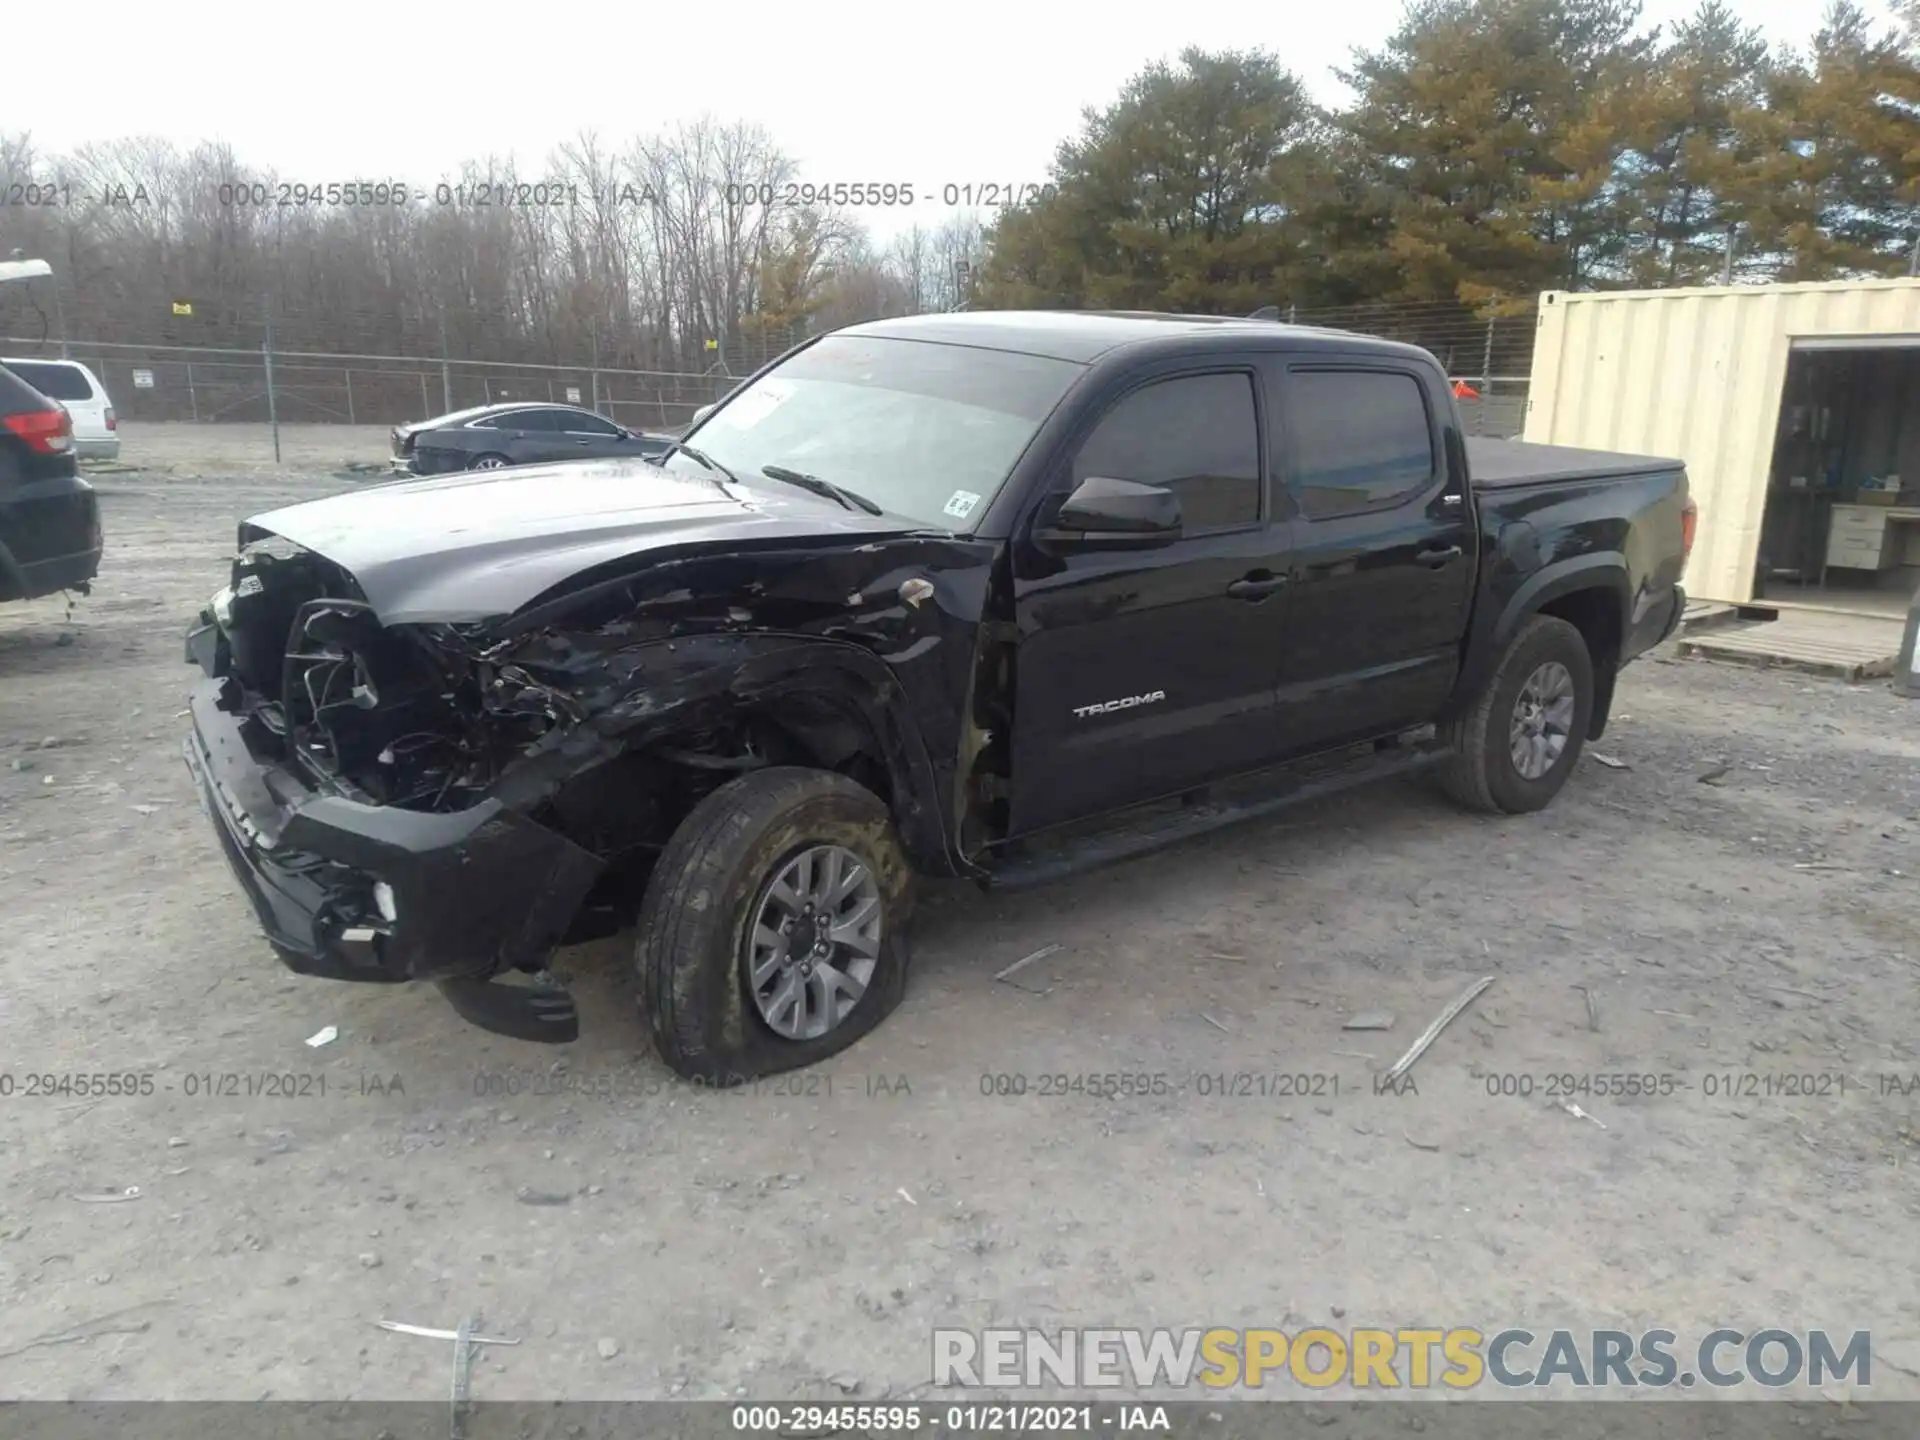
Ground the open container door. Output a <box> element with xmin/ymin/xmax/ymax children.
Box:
<box><xmin>1757</xmin><ymin>336</ymin><xmax>1920</xmax><ymax>619</ymax></box>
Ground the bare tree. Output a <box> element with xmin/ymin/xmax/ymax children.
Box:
<box><xmin>0</xmin><ymin>123</ymin><xmax>962</xmax><ymax>381</ymax></box>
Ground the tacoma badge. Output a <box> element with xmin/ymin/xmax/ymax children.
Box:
<box><xmin>1072</xmin><ymin>690</ymin><xmax>1167</xmax><ymax>718</ymax></box>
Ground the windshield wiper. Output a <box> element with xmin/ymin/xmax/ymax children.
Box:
<box><xmin>759</xmin><ymin>464</ymin><xmax>884</xmax><ymax>516</ymax></box>
<box><xmin>652</xmin><ymin>438</ymin><xmax>741</xmax><ymax>486</ymax></box>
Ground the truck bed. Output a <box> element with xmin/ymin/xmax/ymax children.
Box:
<box><xmin>1467</xmin><ymin>436</ymin><xmax>1682</xmax><ymax>489</ymax></box>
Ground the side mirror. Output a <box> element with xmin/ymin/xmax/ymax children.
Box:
<box><xmin>691</xmin><ymin>404</ymin><xmax>715</xmax><ymax>426</ymax></box>
<box><xmin>1038</xmin><ymin>476</ymin><xmax>1182</xmax><ymax>550</ymax></box>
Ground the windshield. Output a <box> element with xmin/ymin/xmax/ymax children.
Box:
<box><xmin>665</xmin><ymin>334</ymin><xmax>1083</xmax><ymax>528</ymax></box>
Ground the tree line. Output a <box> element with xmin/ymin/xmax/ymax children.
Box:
<box><xmin>1</xmin><ymin>0</ymin><xmax>1914</xmax><ymax>381</ymax></box>
<box><xmin>981</xmin><ymin>0</ymin><xmax>1919</xmax><ymax>317</ymax></box>
<box><xmin>0</xmin><ymin>124</ymin><xmax>983</xmax><ymax>377</ymax></box>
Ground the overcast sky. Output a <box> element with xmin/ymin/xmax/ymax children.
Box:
<box><xmin>8</xmin><ymin>0</ymin><xmax>1873</xmax><ymax>239</ymax></box>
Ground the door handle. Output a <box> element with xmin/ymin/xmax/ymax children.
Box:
<box><xmin>1227</xmin><ymin>573</ymin><xmax>1289</xmax><ymax>600</ymax></box>
<box><xmin>1416</xmin><ymin>545</ymin><xmax>1463</xmax><ymax>568</ymax></box>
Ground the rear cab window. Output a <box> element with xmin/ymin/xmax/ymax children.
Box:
<box><xmin>1283</xmin><ymin>369</ymin><xmax>1439</xmax><ymax>519</ymax></box>
<box><xmin>4</xmin><ymin>360</ymin><xmax>96</xmax><ymax>402</ymax></box>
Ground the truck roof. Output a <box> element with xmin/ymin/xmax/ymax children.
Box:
<box><xmin>839</xmin><ymin>310</ymin><xmax>1438</xmax><ymax>366</ymax></box>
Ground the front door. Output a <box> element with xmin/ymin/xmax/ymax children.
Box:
<box><xmin>1007</xmin><ymin>368</ymin><xmax>1294</xmax><ymax>835</ymax></box>
<box><xmin>1270</xmin><ymin>364</ymin><xmax>1476</xmax><ymax>753</ymax></box>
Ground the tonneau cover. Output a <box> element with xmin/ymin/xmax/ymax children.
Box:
<box><xmin>1467</xmin><ymin>436</ymin><xmax>1682</xmax><ymax>489</ymax></box>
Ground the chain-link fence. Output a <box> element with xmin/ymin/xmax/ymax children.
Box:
<box><xmin>1</xmin><ymin>297</ymin><xmax>1534</xmax><ymax>470</ymax></box>
<box><xmin>0</xmin><ymin>341</ymin><xmax>759</xmax><ymax>434</ymax></box>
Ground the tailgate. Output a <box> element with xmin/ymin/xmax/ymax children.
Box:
<box><xmin>64</xmin><ymin>399</ymin><xmax>111</xmax><ymax>438</ymax></box>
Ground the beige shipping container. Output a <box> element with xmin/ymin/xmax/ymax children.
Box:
<box><xmin>1523</xmin><ymin>278</ymin><xmax>1920</xmax><ymax>604</ymax></box>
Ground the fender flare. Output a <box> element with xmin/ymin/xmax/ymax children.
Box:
<box><xmin>1495</xmin><ymin>554</ymin><xmax>1632</xmax><ymax>652</ymax></box>
<box><xmin>1446</xmin><ymin>553</ymin><xmax>1631</xmax><ymax>724</ymax></box>
<box><xmin>695</xmin><ymin>636</ymin><xmax>960</xmax><ymax>876</ymax></box>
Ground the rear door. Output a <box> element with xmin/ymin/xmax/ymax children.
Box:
<box><xmin>1270</xmin><ymin>364</ymin><xmax>1475</xmax><ymax>753</ymax></box>
<box><xmin>499</xmin><ymin>407</ymin><xmax>568</xmax><ymax>463</ymax></box>
<box><xmin>1007</xmin><ymin>365</ymin><xmax>1293</xmax><ymax>835</ymax></box>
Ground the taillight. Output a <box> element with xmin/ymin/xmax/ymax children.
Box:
<box><xmin>1680</xmin><ymin>497</ymin><xmax>1698</xmax><ymax>572</ymax></box>
<box><xmin>105</xmin><ymin>407</ymin><xmax>117</xmax><ymax>431</ymax></box>
<box><xmin>1</xmin><ymin>407</ymin><xmax>73</xmax><ymax>454</ymax></box>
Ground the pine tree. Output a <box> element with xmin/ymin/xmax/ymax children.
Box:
<box><xmin>1609</xmin><ymin>2</ymin><xmax>1775</xmax><ymax>285</ymax></box>
<box><xmin>1335</xmin><ymin>0</ymin><xmax>1652</xmax><ymax>303</ymax></box>
<box><xmin>1758</xmin><ymin>1</ymin><xmax>1920</xmax><ymax>277</ymax></box>
<box><xmin>976</xmin><ymin>48</ymin><xmax>1327</xmax><ymax>313</ymax></box>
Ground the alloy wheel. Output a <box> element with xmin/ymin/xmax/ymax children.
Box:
<box><xmin>1508</xmin><ymin>660</ymin><xmax>1576</xmax><ymax>780</ymax></box>
<box><xmin>742</xmin><ymin>844</ymin><xmax>883</xmax><ymax>1040</ymax></box>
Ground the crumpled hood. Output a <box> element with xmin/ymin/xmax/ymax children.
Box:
<box><xmin>242</xmin><ymin>458</ymin><xmax>917</xmax><ymax>625</ymax></box>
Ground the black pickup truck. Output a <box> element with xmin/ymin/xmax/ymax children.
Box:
<box><xmin>181</xmin><ymin>312</ymin><xmax>1693</xmax><ymax>1081</ymax></box>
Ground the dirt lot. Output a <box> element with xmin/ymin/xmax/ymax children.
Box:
<box><xmin>2</xmin><ymin>432</ymin><xmax>1919</xmax><ymax>1404</ymax></box>
<box><xmin>92</xmin><ymin>420</ymin><xmax>398</xmax><ymax>476</ymax></box>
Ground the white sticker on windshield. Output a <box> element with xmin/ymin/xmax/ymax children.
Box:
<box><xmin>722</xmin><ymin>379</ymin><xmax>794</xmax><ymax>429</ymax></box>
<box><xmin>943</xmin><ymin>490</ymin><xmax>983</xmax><ymax>520</ymax></box>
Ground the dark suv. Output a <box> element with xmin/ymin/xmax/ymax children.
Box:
<box><xmin>0</xmin><ymin>362</ymin><xmax>103</xmax><ymax>602</ymax></box>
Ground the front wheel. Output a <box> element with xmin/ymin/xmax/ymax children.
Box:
<box><xmin>1435</xmin><ymin>614</ymin><xmax>1594</xmax><ymax>814</ymax></box>
<box><xmin>636</xmin><ymin>767</ymin><xmax>914</xmax><ymax>1083</ymax></box>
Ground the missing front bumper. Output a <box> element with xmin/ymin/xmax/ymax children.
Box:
<box><xmin>182</xmin><ymin>676</ymin><xmax>603</xmax><ymax>988</ymax></box>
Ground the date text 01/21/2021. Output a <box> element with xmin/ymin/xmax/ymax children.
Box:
<box><xmin>1479</xmin><ymin>1071</ymin><xmax>1863</xmax><ymax>1100</ymax></box>
<box><xmin>191</xmin><ymin>180</ymin><xmax>1061</xmax><ymax>210</ymax></box>
<box><xmin>206</xmin><ymin>181</ymin><xmax>656</xmax><ymax>210</ymax></box>
<box><xmin>977</xmin><ymin>1073</ymin><xmax>1340</xmax><ymax>1099</ymax></box>
<box><xmin>721</xmin><ymin>182</ymin><xmax>1059</xmax><ymax>208</ymax></box>
<box><xmin>0</xmin><ymin>1072</ymin><xmax>404</xmax><ymax>1100</ymax></box>
<box><xmin>730</xmin><ymin>1405</ymin><xmax>1169</xmax><ymax>1434</ymax></box>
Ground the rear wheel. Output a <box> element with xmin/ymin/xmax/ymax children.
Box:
<box><xmin>636</xmin><ymin>767</ymin><xmax>914</xmax><ymax>1083</ymax></box>
<box><xmin>469</xmin><ymin>453</ymin><xmax>511</xmax><ymax>471</ymax></box>
<box><xmin>1435</xmin><ymin>615</ymin><xmax>1594</xmax><ymax>815</ymax></box>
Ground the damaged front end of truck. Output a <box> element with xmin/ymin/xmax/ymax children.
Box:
<box><xmin>182</xmin><ymin>498</ymin><xmax>993</xmax><ymax>1043</ymax></box>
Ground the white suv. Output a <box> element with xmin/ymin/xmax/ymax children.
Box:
<box><xmin>0</xmin><ymin>358</ymin><xmax>118</xmax><ymax>461</ymax></box>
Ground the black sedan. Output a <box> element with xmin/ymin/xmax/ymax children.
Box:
<box><xmin>391</xmin><ymin>403</ymin><xmax>674</xmax><ymax>475</ymax></box>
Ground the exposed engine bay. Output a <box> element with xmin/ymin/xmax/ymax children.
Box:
<box><xmin>203</xmin><ymin>535</ymin><xmax>904</xmax><ymax>876</ymax></box>
<box><xmin>215</xmin><ymin>540</ymin><xmax>565</xmax><ymax>812</ymax></box>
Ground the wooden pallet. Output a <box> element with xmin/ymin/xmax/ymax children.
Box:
<box><xmin>1677</xmin><ymin>619</ymin><xmax>1898</xmax><ymax>682</ymax></box>
<box><xmin>1678</xmin><ymin>601</ymin><xmax>1741</xmax><ymax>636</ymax></box>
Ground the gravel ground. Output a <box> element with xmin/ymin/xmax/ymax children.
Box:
<box><xmin>91</xmin><ymin>421</ymin><xmax>397</xmax><ymax>476</ymax></box>
<box><xmin>1</xmin><ymin>436</ymin><xmax>1918</xmax><ymax>1405</ymax></box>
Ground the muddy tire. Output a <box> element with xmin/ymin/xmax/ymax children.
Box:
<box><xmin>1435</xmin><ymin>614</ymin><xmax>1594</xmax><ymax>815</ymax></box>
<box><xmin>636</xmin><ymin>766</ymin><xmax>914</xmax><ymax>1084</ymax></box>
